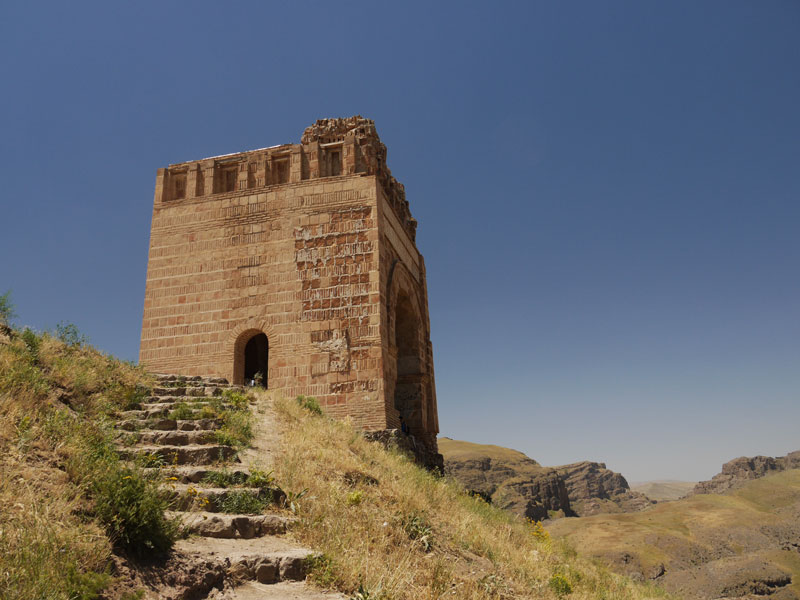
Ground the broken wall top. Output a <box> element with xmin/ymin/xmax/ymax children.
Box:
<box><xmin>156</xmin><ymin>116</ymin><xmax>417</xmax><ymax>241</ymax></box>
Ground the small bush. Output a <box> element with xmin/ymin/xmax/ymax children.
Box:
<box><xmin>218</xmin><ymin>490</ymin><xmax>270</xmax><ymax>514</ymax></box>
<box><xmin>346</xmin><ymin>490</ymin><xmax>364</xmax><ymax>506</ymax></box>
<box><xmin>306</xmin><ymin>553</ymin><xmax>340</xmax><ymax>587</ymax></box>
<box><xmin>202</xmin><ymin>469</ymin><xmax>248</xmax><ymax>488</ymax></box>
<box><xmin>215</xmin><ymin>409</ymin><xmax>253</xmax><ymax>448</ymax></box>
<box><xmin>0</xmin><ymin>289</ymin><xmax>17</xmax><ymax>326</ymax></box>
<box><xmin>54</xmin><ymin>321</ymin><xmax>87</xmax><ymax>347</ymax></box>
<box><xmin>66</xmin><ymin>567</ymin><xmax>112</xmax><ymax>600</ymax></box>
<box><xmin>107</xmin><ymin>383</ymin><xmax>148</xmax><ymax>411</ymax></box>
<box><xmin>246</xmin><ymin>468</ymin><xmax>275</xmax><ymax>489</ymax></box>
<box><xmin>402</xmin><ymin>512</ymin><xmax>434</xmax><ymax>552</ymax></box>
<box><xmin>221</xmin><ymin>388</ymin><xmax>250</xmax><ymax>410</ymax></box>
<box><xmin>296</xmin><ymin>395</ymin><xmax>323</xmax><ymax>415</ymax></box>
<box><xmin>549</xmin><ymin>573</ymin><xmax>573</xmax><ymax>597</ymax></box>
<box><xmin>91</xmin><ymin>464</ymin><xmax>179</xmax><ymax>555</ymax></box>
<box><xmin>168</xmin><ymin>402</ymin><xmax>194</xmax><ymax>420</ymax></box>
<box><xmin>528</xmin><ymin>518</ymin><xmax>551</xmax><ymax>543</ymax></box>
<box><xmin>21</xmin><ymin>328</ymin><xmax>41</xmax><ymax>358</ymax></box>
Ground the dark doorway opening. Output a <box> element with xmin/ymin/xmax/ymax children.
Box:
<box><xmin>394</xmin><ymin>293</ymin><xmax>424</xmax><ymax>435</ymax></box>
<box><xmin>244</xmin><ymin>333</ymin><xmax>269</xmax><ymax>387</ymax></box>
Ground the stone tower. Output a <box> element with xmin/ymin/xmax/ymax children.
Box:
<box><xmin>140</xmin><ymin>116</ymin><xmax>440</xmax><ymax>463</ymax></box>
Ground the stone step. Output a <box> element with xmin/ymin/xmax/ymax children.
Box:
<box><xmin>175</xmin><ymin>538</ymin><xmax>314</xmax><ymax>585</ymax></box>
<box><xmin>120</xmin><ymin>404</ymin><xmax>236</xmax><ymax>420</ymax></box>
<box><xmin>140</xmin><ymin>401</ymin><xmax>235</xmax><ymax>412</ymax></box>
<box><xmin>150</xmin><ymin>386</ymin><xmax>228</xmax><ymax>398</ymax></box>
<box><xmin>118</xmin><ymin>418</ymin><xmax>222</xmax><ymax>432</ymax></box>
<box><xmin>162</xmin><ymin>483</ymin><xmax>278</xmax><ymax>512</ymax></box>
<box><xmin>155</xmin><ymin>374</ymin><xmax>230</xmax><ymax>385</ymax></box>
<box><xmin>120</xmin><ymin>444</ymin><xmax>238</xmax><ymax>466</ymax></box>
<box><xmin>120</xmin><ymin>407</ymin><xmax>170</xmax><ymax>420</ymax></box>
<box><xmin>173</xmin><ymin>511</ymin><xmax>295</xmax><ymax>539</ymax></box>
<box><xmin>159</xmin><ymin>465</ymin><xmax>250</xmax><ymax>484</ymax></box>
<box><xmin>124</xmin><ymin>430</ymin><xmax>218</xmax><ymax>446</ymax></box>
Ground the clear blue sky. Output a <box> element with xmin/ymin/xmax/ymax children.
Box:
<box><xmin>1</xmin><ymin>1</ymin><xmax>798</xmax><ymax>482</ymax></box>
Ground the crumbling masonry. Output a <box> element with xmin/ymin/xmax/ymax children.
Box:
<box><xmin>140</xmin><ymin>117</ymin><xmax>441</xmax><ymax>465</ymax></box>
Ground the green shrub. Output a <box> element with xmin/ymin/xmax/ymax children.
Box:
<box><xmin>215</xmin><ymin>409</ymin><xmax>253</xmax><ymax>448</ymax></box>
<box><xmin>549</xmin><ymin>573</ymin><xmax>573</xmax><ymax>597</ymax></box>
<box><xmin>402</xmin><ymin>512</ymin><xmax>434</xmax><ymax>552</ymax></box>
<box><xmin>221</xmin><ymin>388</ymin><xmax>250</xmax><ymax>410</ymax></box>
<box><xmin>0</xmin><ymin>289</ymin><xmax>16</xmax><ymax>326</ymax></box>
<box><xmin>168</xmin><ymin>402</ymin><xmax>194</xmax><ymax>420</ymax></box>
<box><xmin>54</xmin><ymin>321</ymin><xmax>87</xmax><ymax>347</ymax></box>
<box><xmin>246</xmin><ymin>468</ymin><xmax>275</xmax><ymax>489</ymax></box>
<box><xmin>21</xmin><ymin>328</ymin><xmax>41</xmax><ymax>359</ymax></box>
<box><xmin>306</xmin><ymin>553</ymin><xmax>339</xmax><ymax>588</ymax></box>
<box><xmin>107</xmin><ymin>383</ymin><xmax>148</xmax><ymax>410</ymax></box>
<box><xmin>66</xmin><ymin>567</ymin><xmax>112</xmax><ymax>600</ymax></box>
<box><xmin>91</xmin><ymin>464</ymin><xmax>179</xmax><ymax>554</ymax></box>
<box><xmin>401</xmin><ymin>513</ymin><xmax>433</xmax><ymax>552</ymax></box>
<box><xmin>218</xmin><ymin>490</ymin><xmax>270</xmax><ymax>514</ymax></box>
<box><xmin>296</xmin><ymin>395</ymin><xmax>323</xmax><ymax>415</ymax></box>
<box><xmin>202</xmin><ymin>469</ymin><xmax>248</xmax><ymax>488</ymax></box>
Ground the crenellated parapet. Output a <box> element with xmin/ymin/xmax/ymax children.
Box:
<box><xmin>156</xmin><ymin>116</ymin><xmax>417</xmax><ymax>241</ymax></box>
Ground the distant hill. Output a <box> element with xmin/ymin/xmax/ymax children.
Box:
<box><xmin>692</xmin><ymin>451</ymin><xmax>800</xmax><ymax>495</ymax></box>
<box><xmin>630</xmin><ymin>480</ymin><xmax>695</xmax><ymax>501</ymax></box>
<box><xmin>438</xmin><ymin>437</ymin><xmax>652</xmax><ymax>519</ymax></box>
<box><xmin>548</xmin><ymin>469</ymin><xmax>800</xmax><ymax>599</ymax></box>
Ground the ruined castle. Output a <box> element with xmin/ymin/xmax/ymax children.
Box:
<box><xmin>140</xmin><ymin>117</ymin><xmax>440</xmax><ymax>462</ymax></box>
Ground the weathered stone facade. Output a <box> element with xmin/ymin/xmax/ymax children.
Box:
<box><xmin>140</xmin><ymin>117</ymin><xmax>440</xmax><ymax>461</ymax></box>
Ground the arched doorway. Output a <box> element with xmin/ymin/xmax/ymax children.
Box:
<box><xmin>394</xmin><ymin>291</ymin><xmax>425</xmax><ymax>435</ymax></box>
<box><xmin>233</xmin><ymin>330</ymin><xmax>269</xmax><ymax>386</ymax></box>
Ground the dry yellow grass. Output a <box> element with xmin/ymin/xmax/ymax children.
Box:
<box><xmin>0</xmin><ymin>329</ymin><xmax>160</xmax><ymax>599</ymax></box>
<box><xmin>270</xmin><ymin>393</ymin><xmax>671</xmax><ymax>600</ymax></box>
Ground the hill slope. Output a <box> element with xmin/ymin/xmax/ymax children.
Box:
<box><xmin>630</xmin><ymin>481</ymin><xmax>695</xmax><ymax>502</ymax></box>
<box><xmin>547</xmin><ymin>470</ymin><xmax>800</xmax><ymax>599</ymax></box>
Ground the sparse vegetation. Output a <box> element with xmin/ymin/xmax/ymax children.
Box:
<box><xmin>218</xmin><ymin>490</ymin><xmax>271</xmax><ymax>514</ymax></box>
<box><xmin>0</xmin><ymin>289</ymin><xmax>17</xmax><ymax>326</ymax></box>
<box><xmin>296</xmin><ymin>394</ymin><xmax>323</xmax><ymax>415</ymax></box>
<box><xmin>201</xmin><ymin>467</ymin><xmax>275</xmax><ymax>490</ymax></box>
<box><xmin>269</xmin><ymin>391</ymin><xmax>672</xmax><ymax>600</ymax></box>
<box><xmin>0</xmin><ymin>325</ymin><xmax>176</xmax><ymax>599</ymax></box>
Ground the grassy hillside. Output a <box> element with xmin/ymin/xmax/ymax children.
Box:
<box><xmin>0</xmin><ymin>322</ymin><xmax>671</xmax><ymax>599</ymax></box>
<box><xmin>272</xmin><ymin>400</ymin><xmax>669</xmax><ymax>599</ymax></box>
<box><xmin>548</xmin><ymin>471</ymin><xmax>800</xmax><ymax>599</ymax></box>
<box><xmin>438</xmin><ymin>437</ymin><xmax>543</xmax><ymax>467</ymax></box>
<box><xmin>0</xmin><ymin>325</ymin><xmax>174</xmax><ymax>599</ymax></box>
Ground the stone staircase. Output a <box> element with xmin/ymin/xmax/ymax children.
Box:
<box><xmin>114</xmin><ymin>374</ymin><xmax>331</xmax><ymax>597</ymax></box>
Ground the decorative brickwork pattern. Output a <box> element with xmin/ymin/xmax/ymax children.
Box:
<box><xmin>140</xmin><ymin>117</ymin><xmax>440</xmax><ymax>459</ymax></box>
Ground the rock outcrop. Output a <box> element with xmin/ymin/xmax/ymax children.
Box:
<box><xmin>438</xmin><ymin>438</ymin><xmax>573</xmax><ymax>520</ymax></box>
<box><xmin>692</xmin><ymin>451</ymin><xmax>800</xmax><ymax>495</ymax></box>
<box><xmin>439</xmin><ymin>438</ymin><xmax>652</xmax><ymax>519</ymax></box>
<box><xmin>555</xmin><ymin>461</ymin><xmax>654</xmax><ymax>516</ymax></box>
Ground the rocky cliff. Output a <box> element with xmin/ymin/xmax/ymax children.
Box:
<box><xmin>439</xmin><ymin>438</ymin><xmax>652</xmax><ymax>519</ymax></box>
<box><xmin>438</xmin><ymin>438</ymin><xmax>573</xmax><ymax>520</ymax></box>
<box><xmin>692</xmin><ymin>450</ymin><xmax>800</xmax><ymax>495</ymax></box>
<box><xmin>555</xmin><ymin>461</ymin><xmax>654</xmax><ymax>516</ymax></box>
